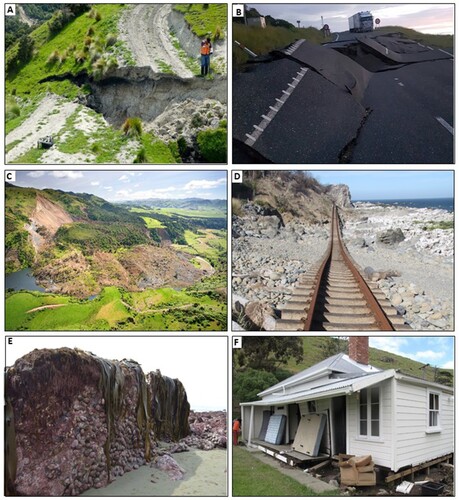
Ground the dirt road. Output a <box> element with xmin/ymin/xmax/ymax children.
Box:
<box><xmin>119</xmin><ymin>4</ymin><xmax>194</xmax><ymax>78</ymax></box>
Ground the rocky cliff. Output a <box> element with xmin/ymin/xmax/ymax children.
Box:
<box><xmin>5</xmin><ymin>348</ymin><xmax>191</xmax><ymax>496</ymax></box>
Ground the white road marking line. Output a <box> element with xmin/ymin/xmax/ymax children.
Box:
<box><xmin>385</xmin><ymin>48</ymin><xmax>389</xmax><ymax>55</ymax></box>
<box><xmin>439</xmin><ymin>48</ymin><xmax>454</xmax><ymax>57</ymax></box>
<box><xmin>427</xmin><ymin>46</ymin><xmax>433</xmax><ymax>50</ymax></box>
<box><xmin>398</xmin><ymin>82</ymin><xmax>404</xmax><ymax>87</ymax></box>
<box><xmin>244</xmin><ymin>68</ymin><xmax>309</xmax><ymax>147</ymax></box>
<box><xmin>436</xmin><ymin>117</ymin><xmax>454</xmax><ymax>135</ymax></box>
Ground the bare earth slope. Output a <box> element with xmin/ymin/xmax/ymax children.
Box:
<box><xmin>119</xmin><ymin>4</ymin><xmax>194</xmax><ymax>78</ymax></box>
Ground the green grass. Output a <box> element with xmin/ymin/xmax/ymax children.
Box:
<box><xmin>232</xmin><ymin>446</ymin><xmax>335</xmax><ymax>496</ymax></box>
<box><xmin>9</xmin><ymin>147</ymin><xmax>47</xmax><ymax>164</ymax></box>
<box><xmin>414</xmin><ymin>220</ymin><xmax>453</xmax><ymax>230</ymax></box>
<box><xmin>6</xmin><ymin>5</ymin><xmax>126</xmax><ymax>98</ymax></box>
<box><xmin>152</xmin><ymin>207</ymin><xmax>226</xmax><ymax>218</ymax></box>
<box><xmin>233</xmin><ymin>23</ymin><xmax>332</xmax><ymax>67</ymax></box>
<box><xmin>141</xmin><ymin>217</ymin><xmax>165</xmax><ymax>229</ymax></box>
<box><xmin>6</xmin><ymin>285</ymin><xmax>227</xmax><ymax>331</ymax></box>
<box><xmin>374</xmin><ymin>26</ymin><xmax>453</xmax><ymax>49</ymax></box>
<box><xmin>173</xmin><ymin>4</ymin><xmax>227</xmax><ymax>39</ymax></box>
<box><xmin>155</xmin><ymin>58</ymin><xmax>175</xmax><ymax>74</ymax></box>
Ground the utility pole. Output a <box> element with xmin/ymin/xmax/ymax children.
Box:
<box><xmin>297</xmin><ymin>20</ymin><xmax>301</xmax><ymax>28</ymax></box>
<box><xmin>321</xmin><ymin>16</ymin><xmax>324</xmax><ymax>28</ymax></box>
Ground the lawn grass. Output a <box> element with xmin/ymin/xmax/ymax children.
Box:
<box><xmin>152</xmin><ymin>207</ymin><xmax>227</xmax><ymax>218</ymax></box>
<box><xmin>232</xmin><ymin>446</ymin><xmax>334</xmax><ymax>496</ymax></box>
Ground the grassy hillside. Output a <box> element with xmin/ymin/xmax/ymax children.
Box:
<box><xmin>284</xmin><ymin>337</ymin><xmax>452</xmax><ymax>384</ymax></box>
<box><xmin>174</xmin><ymin>4</ymin><xmax>227</xmax><ymax>40</ymax></box>
<box><xmin>375</xmin><ymin>26</ymin><xmax>453</xmax><ymax>50</ymax></box>
<box><xmin>233</xmin><ymin>23</ymin><xmax>331</xmax><ymax>67</ymax></box>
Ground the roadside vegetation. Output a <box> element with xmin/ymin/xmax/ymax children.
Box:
<box><xmin>173</xmin><ymin>4</ymin><xmax>226</xmax><ymax>40</ymax></box>
<box><xmin>233</xmin><ymin>23</ymin><xmax>331</xmax><ymax>67</ymax></box>
<box><xmin>375</xmin><ymin>26</ymin><xmax>453</xmax><ymax>50</ymax></box>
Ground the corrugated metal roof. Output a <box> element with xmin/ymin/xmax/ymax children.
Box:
<box><xmin>258</xmin><ymin>352</ymin><xmax>380</xmax><ymax>397</ymax></box>
<box><xmin>243</xmin><ymin>370</ymin><xmax>395</xmax><ymax>406</ymax></box>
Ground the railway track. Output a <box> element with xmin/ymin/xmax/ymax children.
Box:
<box><xmin>276</xmin><ymin>205</ymin><xmax>411</xmax><ymax>331</ymax></box>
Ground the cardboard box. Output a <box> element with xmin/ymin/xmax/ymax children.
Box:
<box><xmin>338</xmin><ymin>454</ymin><xmax>376</xmax><ymax>486</ymax></box>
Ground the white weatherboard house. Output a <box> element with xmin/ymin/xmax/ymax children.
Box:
<box><xmin>240</xmin><ymin>338</ymin><xmax>454</xmax><ymax>473</ymax></box>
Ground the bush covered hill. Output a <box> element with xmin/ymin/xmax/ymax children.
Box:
<box><xmin>6</xmin><ymin>184</ymin><xmax>227</xmax><ymax>331</ymax></box>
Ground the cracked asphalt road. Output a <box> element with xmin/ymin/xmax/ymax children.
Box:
<box><xmin>233</xmin><ymin>33</ymin><xmax>453</xmax><ymax>164</ymax></box>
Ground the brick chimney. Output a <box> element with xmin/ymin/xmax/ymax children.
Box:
<box><xmin>348</xmin><ymin>337</ymin><xmax>369</xmax><ymax>365</ymax></box>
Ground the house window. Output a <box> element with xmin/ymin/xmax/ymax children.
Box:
<box><xmin>428</xmin><ymin>392</ymin><xmax>440</xmax><ymax>428</ymax></box>
<box><xmin>359</xmin><ymin>387</ymin><xmax>380</xmax><ymax>438</ymax></box>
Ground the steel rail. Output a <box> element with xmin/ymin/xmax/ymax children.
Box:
<box><xmin>303</xmin><ymin>204</ymin><xmax>395</xmax><ymax>331</ymax></box>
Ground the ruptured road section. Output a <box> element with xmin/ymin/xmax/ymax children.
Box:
<box><xmin>119</xmin><ymin>4</ymin><xmax>193</xmax><ymax>78</ymax></box>
<box><xmin>276</xmin><ymin>206</ymin><xmax>411</xmax><ymax>332</ymax></box>
<box><xmin>233</xmin><ymin>33</ymin><xmax>453</xmax><ymax>164</ymax></box>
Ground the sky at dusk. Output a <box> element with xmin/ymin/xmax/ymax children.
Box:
<box><xmin>308</xmin><ymin>170</ymin><xmax>453</xmax><ymax>200</ymax></box>
<box><xmin>11</xmin><ymin>170</ymin><xmax>227</xmax><ymax>202</ymax></box>
<box><xmin>247</xmin><ymin>4</ymin><xmax>454</xmax><ymax>34</ymax></box>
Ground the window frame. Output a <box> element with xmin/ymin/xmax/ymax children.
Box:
<box><xmin>426</xmin><ymin>390</ymin><xmax>442</xmax><ymax>433</ymax></box>
<box><xmin>358</xmin><ymin>386</ymin><xmax>381</xmax><ymax>440</ymax></box>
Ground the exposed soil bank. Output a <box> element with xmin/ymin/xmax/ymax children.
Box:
<box><xmin>87</xmin><ymin>67</ymin><xmax>227</xmax><ymax>127</ymax></box>
<box><xmin>80</xmin><ymin>448</ymin><xmax>227</xmax><ymax>496</ymax></box>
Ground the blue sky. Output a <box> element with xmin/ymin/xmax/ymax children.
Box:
<box><xmin>309</xmin><ymin>170</ymin><xmax>453</xmax><ymax>200</ymax></box>
<box><xmin>12</xmin><ymin>170</ymin><xmax>227</xmax><ymax>202</ymax></box>
<box><xmin>247</xmin><ymin>4</ymin><xmax>454</xmax><ymax>34</ymax></box>
<box><xmin>369</xmin><ymin>336</ymin><xmax>454</xmax><ymax>369</ymax></box>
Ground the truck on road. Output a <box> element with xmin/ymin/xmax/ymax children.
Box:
<box><xmin>348</xmin><ymin>11</ymin><xmax>374</xmax><ymax>33</ymax></box>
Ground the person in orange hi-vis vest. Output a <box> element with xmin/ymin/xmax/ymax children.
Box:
<box><xmin>200</xmin><ymin>37</ymin><xmax>212</xmax><ymax>76</ymax></box>
<box><xmin>232</xmin><ymin>418</ymin><xmax>241</xmax><ymax>445</ymax></box>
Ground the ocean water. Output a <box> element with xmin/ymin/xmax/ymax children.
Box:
<box><xmin>355</xmin><ymin>198</ymin><xmax>454</xmax><ymax>213</ymax></box>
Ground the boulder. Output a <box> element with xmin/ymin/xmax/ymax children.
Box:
<box><xmin>5</xmin><ymin>348</ymin><xmax>191</xmax><ymax>496</ymax></box>
<box><xmin>377</xmin><ymin>228</ymin><xmax>405</xmax><ymax>245</ymax></box>
<box><xmin>244</xmin><ymin>301</ymin><xmax>277</xmax><ymax>330</ymax></box>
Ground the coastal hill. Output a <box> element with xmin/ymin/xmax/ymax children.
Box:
<box><xmin>6</xmin><ymin>183</ymin><xmax>227</xmax><ymax>331</ymax></box>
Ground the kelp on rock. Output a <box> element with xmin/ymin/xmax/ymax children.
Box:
<box><xmin>5</xmin><ymin>348</ymin><xmax>191</xmax><ymax>496</ymax></box>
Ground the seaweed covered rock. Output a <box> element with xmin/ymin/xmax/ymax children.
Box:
<box><xmin>147</xmin><ymin>369</ymin><xmax>190</xmax><ymax>442</ymax></box>
<box><xmin>5</xmin><ymin>348</ymin><xmax>190</xmax><ymax>496</ymax></box>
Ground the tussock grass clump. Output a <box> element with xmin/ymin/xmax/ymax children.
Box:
<box><xmin>121</xmin><ymin>117</ymin><xmax>143</xmax><ymax>138</ymax></box>
<box><xmin>213</xmin><ymin>25</ymin><xmax>222</xmax><ymax>41</ymax></box>
<box><xmin>87</xmin><ymin>8</ymin><xmax>102</xmax><ymax>22</ymax></box>
<box><xmin>47</xmin><ymin>49</ymin><xmax>60</xmax><ymax>65</ymax></box>
<box><xmin>92</xmin><ymin>57</ymin><xmax>108</xmax><ymax>80</ymax></box>
<box><xmin>84</xmin><ymin>36</ymin><xmax>92</xmax><ymax>47</ymax></box>
<box><xmin>6</xmin><ymin>100</ymin><xmax>21</xmax><ymax>120</ymax></box>
<box><xmin>105</xmin><ymin>33</ymin><xmax>117</xmax><ymax>47</ymax></box>
<box><xmin>86</xmin><ymin>26</ymin><xmax>95</xmax><ymax>37</ymax></box>
<box><xmin>74</xmin><ymin>50</ymin><xmax>86</xmax><ymax>64</ymax></box>
<box><xmin>134</xmin><ymin>147</ymin><xmax>147</xmax><ymax>163</ymax></box>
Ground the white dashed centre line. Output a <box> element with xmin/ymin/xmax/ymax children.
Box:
<box><xmin>436</xmin><ymin>117</ymin><xmax>454</xmax><ymax>135</ymax></box>
<box><xmin>244</xmin><ymin>67</ymin><xmax>309</xmax><ymax>147</ymax></box>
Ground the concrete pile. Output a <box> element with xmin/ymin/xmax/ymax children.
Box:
<box><xmin>5</xmin><ymin>348</ymin><xmax>191</xmax><ymax>496</ymax></box>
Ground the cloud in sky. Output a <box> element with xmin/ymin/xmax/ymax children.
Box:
<box><xmin>13</xmin><ymin>171</ymin><xmax>227</xmax><ymax>202</ymax></box>
<box><xmin>50</xmin><ymin>171</ymin><xmax>84</xmax><ymax>179</ymax></box>
<box><xmin>247</xmin><ymin>3</ymin><xmax>454</xmax><ymax>34</ymax></box>
<box><xmin>369</xmin><ymin>337</ymin><xmax>453</xmax><ymax>369</ymax></box>
<box><xmin>184</xmin><ymin>178</ymin><xmax>226</xmax><ymax>190</ymax></box>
